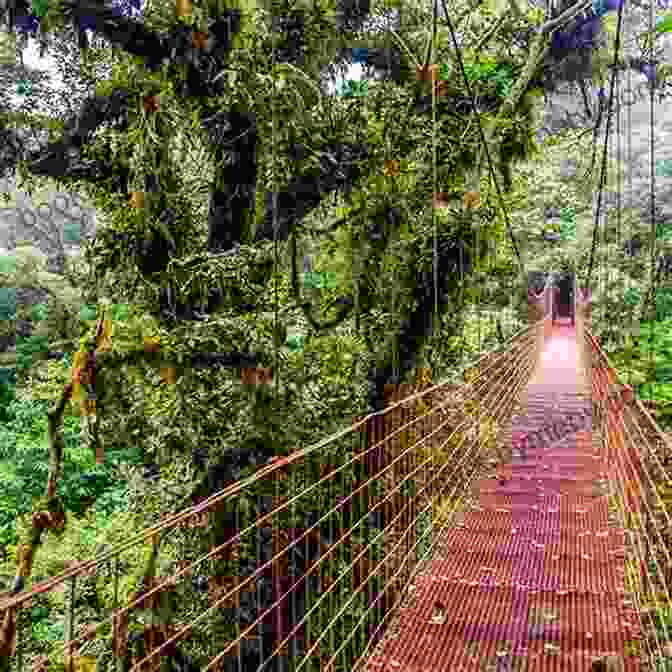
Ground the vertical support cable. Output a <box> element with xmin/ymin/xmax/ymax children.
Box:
<box><xmin>616</xmin><ymin>60</ymin><xmax>622</xmax><ymax>352</ymax></box>
<box><xmin>474</xmin><ymin>141</ymin><xmax>483</xmax><ymax>464</ymax></box>
<box><xmin>626</xmin><ymin>41</ymin><xmax>634</xmax><ymax>371</ymax></box>
<box><xmin>430</xmin><ymin>0</ymin><xmax>439</xmax><ymax>559</ymax></box>
<box><xmin>647</xmin><ymin>0</ymin><xmax>657</xmax><ymax>379</ymax></box>
<box><xmin>432</xmin><ymin>0</ymin><xmax>439</xmax><ymax>326</ymax></box>
<box><xmin>15</xmin><ymin>607</ymin><xmax>22</xmax><ymax>672</ymax></box>
<box><xmin>271</xmin><ymin>16</ymin><xmax>282</xmax><ymax>668</ymax></box>
<box><xmin>272</xmin><ymin>17</ymin><xmax>279</xmax><ymax>404</ymax></box>
<box><xmin>65</xmin><ymin>575</ymin><xmax>77</xmax><ymax>672</ymax></box>
<box><xmin>584</xmin><ymin>0</ymin><xmax>625</xmax><ymax>299</ymax></box>
<box><xmin>607</xmin><ymin>69</ymin><xmax>617</xmax><ymax>341</ymax></box>
<box><xmin>274</xmin><ymin>451</ymin><xmax>283</xmax><ymax>672</ymax></box>
<box><xmin>113</xmin><ymin>555</ymin><xmax>123</xmax><ymax>672</ymax></box>
<box><xmin>353</xmin><ymin>193</ymin><xmax>360</xmax><ymax>335</ymax></box>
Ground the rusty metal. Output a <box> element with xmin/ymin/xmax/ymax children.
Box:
<box><xmin>5</xmin><ymin>281</ymin><xmax>669</xmax><ymax>672</ymax></box>
<box><xmin>580</xmin><ymin>318</ymin><xmax>672</xmax><ymax>667</ymax></box>
<box><xmin>357</xmin><ymin>285</ymin><xmax>644</xmax><ymax>671</ymax></box>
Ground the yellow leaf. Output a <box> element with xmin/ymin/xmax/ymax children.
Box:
<box><xmin>129</xmin><ymin>191</ymin><xmax>145</xmax><ymax>209</ymax></box>
<box><xmin>71</xmin><ymin>350</ymin><xmax>92</xmax><ymax>402</ymax></box>
<box><xmin>160</xmin><ymin>366</ymin><xmax>177</xmax><ymax>385</ymax></box>
<box><xmin>71</xmin><ymin>382</ymin><xmax>84</xmax><ymax>403</ymax></box>
<box><xmin>383</xmin><ymin>159</ymin><xmax>401</xmax><ymax>177</ymax></box>
<box><xmin>463</xmin><ymin>191</ymin><xmax>480</xmax><ymax>210</ymax></box>
<box><xmin>63</xmin><ymin>656</ymin><xmax>96</xmax><ymax>672</ymax></box>
<box><xmin>144</xmin><ymin>336</ymin><xmax>161</xmax><ymax>353</ymax></box>
<box><xmin>176</xmin><ymin>0</ymin><xmax>193</xmax><ymax>18</ymax></box>
<box><xmin>97</xmin><ymin>319</ymin><xmax>113</xmax><ymax>351</ymax></box>
<box><xmin>73</xmin><ymin>350</ymin><xmax>89</xmax><ymax>370</ymax></box>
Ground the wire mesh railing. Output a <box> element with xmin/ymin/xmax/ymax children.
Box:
<box><xmin>577</xmin><ymin>286</ymin><xmax>672</xmax><ymax>669</ymax></box>
<box><xmin>0</xmin><ymin>283</ymin><xmax>553</xmax><ymax>672</ymax></box>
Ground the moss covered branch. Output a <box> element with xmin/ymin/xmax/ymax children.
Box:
<box><xmin>289</xmin><ymin>232</ymin><xmax>355</xmax><ymax>333</ymax></box>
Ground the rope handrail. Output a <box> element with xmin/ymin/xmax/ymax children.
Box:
<box><xmin>123</xmin><ymin>313</ymin><xmax>548</xmax><ymax>672</ymax></box>
<box><xmin>579</xmin><ymin>311</ymin><xmax>672</xmax><ymax>665</ymax></box>
<box><xmin>581</xmin><ymin>321</ymin><xmax>671</xmax><ymax>449</ymax></box>
<box><xmin>0</xmin><ymin>300</ymin><xmax>548</xmax><ymax>613</ymax></box>
<box><xmin>0</xmin><ymin>288</ymin><xmax>553</xmax><ymax>672</ymax></box>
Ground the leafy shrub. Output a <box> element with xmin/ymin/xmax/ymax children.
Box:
<box><xmin>0</xmin><ymin>368</ymin><xmax>15</xmax><ymax>423</ymax></box>
<box><xmin>32</xmin><ymin>303</ymin><xmax>49</xmax><ymax>322</ymax></box>
<box><xmin>0</xmin><ymin>394</ymin><xmax>142</xmax><ymax>546</ymax></box>
<box><xmin>16</xmin><ymin>334</ymin><xmax>50</xmax><ymax>370</ymax></box>
<box><xmin>656</xmin><ymin>288</ymin><xmax>672</xmax><ymax>320</ymax></box>
<box><xmin>623</xmin><ymin>286</ymin><xmax>641</xmax><ymax>306</ymax></box>
<box><xmin>0</xmin><ymin>496</ymin><xmax>141</xmax><ymax>615</ymax></box>
<box><xmin>609</xmin><ymin>319</ymin><xmax>672</xmax><ymax>431</ymax></box>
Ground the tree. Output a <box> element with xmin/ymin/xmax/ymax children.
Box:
<box><xmin>0</xmin><ymin>0</ymin><xmax>621</xmax><ymax>666</ymax></box>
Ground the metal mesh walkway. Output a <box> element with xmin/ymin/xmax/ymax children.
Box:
<box><xmin>363</xmin><ymin>317</ymin><xmax>640</xmax><ymax>671</ymax></box>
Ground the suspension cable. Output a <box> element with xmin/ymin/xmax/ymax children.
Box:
<box><xmin>602</xmin><ymin>65</ymin><xmax>617</xmax><ymax>343</ymax></box>
<box><xmin>591</xmin><ymin>349</ymin><xmax>672</xmax><ymax>662</ymax></box>
<box><xmin>616</xmin><ymin>38</ymin><xmax>623</xmax><ymax>353</ymax></box>
<box><xmin>583</xmin><ymin>0</ymin><xmax>626</xmax><ymax>295</ymax></box>
<box><xmin>438</xmin><ymin>0</ymin><xmax>526</xmax><ymax>282</ymax></box>
<box><xmin>643</xmin><ymin>0</ymin><xmax>658</xmax><ymax>360</ymax></box>
<box><xmin>432</xmin><ymin>0</ymin><xmax>439</xmax><ymax>331</ymax></box>
<box><xmin>269</xmin><ymin>18</ymin><xmax>281</xmax><ymax>406</ymax></box>
<box><xmin>625</xmin><ymin>30</ymin><xmax>635</xmax><ymax>367</ymax></box>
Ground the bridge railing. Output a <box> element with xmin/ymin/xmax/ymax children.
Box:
<box><xmin>577</xmin><ymin>286</ymin><xmax>672</xmax><ymax>664</ymax></box>
<box><xmin>0</xmin><ymin>284</ymin><xmax>553</xmax><ymax>672</ymax></box>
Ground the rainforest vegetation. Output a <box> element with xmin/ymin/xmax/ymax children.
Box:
<box><xmin>0</xmin><ymin>0</ymin><xmax>672</xmax><ymax>667</ymax></box>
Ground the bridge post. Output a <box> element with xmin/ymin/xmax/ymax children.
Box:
<box><xmin>527</xmin><ymin>274</ymin><xmax>549</xmax><ymax>378</ymax></box>
<box><xmin>575</xmin><ymin>285</ymin><xmax>593</xmax><ymax>385</ymax></box>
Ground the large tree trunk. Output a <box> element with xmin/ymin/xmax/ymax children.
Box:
<box><xmin>204</xmin><ymin>109</ymin><xmax>258</xmax><ymax>253</ymax></box>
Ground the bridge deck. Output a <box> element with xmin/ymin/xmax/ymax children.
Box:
<box><xmin>363</xmin><ymin>318</ymin><xmax>641</xmax><ymax>671</ymax></box>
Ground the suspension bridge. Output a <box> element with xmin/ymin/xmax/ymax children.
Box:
<box><xmin>0</xmin><ymin>279</ymin><xmax>669</xmax><ymax>672</ymax></box>
<box><xmin>2</xmin><ymin>0</ymin><xmax>672</xmax><ymax>667</ymax></box>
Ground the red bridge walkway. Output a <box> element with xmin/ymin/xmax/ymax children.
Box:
<box><xmin>364</xmin><ymin>317</ymin><xmax>640</xmax><ymax>671</ymax></box>
<box><xmin>2</xmin><ymin>291</ymin><xmax>657</xmax><ymax>672</ymax></box>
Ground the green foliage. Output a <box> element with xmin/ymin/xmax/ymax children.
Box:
<box><xmin>304</xmin><ymin>271</ymin><xmax>337</xmax><ymax>289</ymax></box>
<box><xmin>609</xmin><ymin>319</ymin><xmax>672</xmax><ymax>429</ymax></box>
<box><xmin>460</xmin><ymin>58</ymin><xmax>514</xmax><ymax>98</ymax></box>
<box><xmin>0</xmin><ymin>256</ymin><xmax>16</xmax><ymax>275</ymax></box>
<box><xmin>623</xmin><ymin>286</ymin><xmax>640</xmax><ymax>306</ymax></box>
<box><xmin>16</xmin><ymin>334</ymin><xmax>49</xmax><ymax>370</ymax></box>
<box><xmin>109</xmin><ymin>303</ymin><xmax>130</xmax><ymax>321</ymax></box>
<box><xmin>79</xmin><ymin>304</ymin><xmax>98</xmax><ymax>321</ymax></box>
<box><xmin>558</xmin><ymin>218</ymin><xmax>576</xmax><ymax>241</ymax></box>
<box><xmin>658</xmin><ymin>219</ymin><xmax>672</xmax><ymax>240</ymax></box>
<box><xmin>655</xmin><ymin>14</ymin><xmax>672</xmax><ymax>34</ymax></box>
<box><xmin>463</xmin><ymin>59</ymin><xmax>499</xmax><ymax>81</ymax></box>
<box><xmin>286</xmin><ymin>334</ymin><xmax>305</xmax><ymax>351</ymax></box>
<box><xmin>33</xmin><ymin>621</ymin><xmax>65</xmax><ymax>644</ymax></box>
<box><xmin>337</xmin><ymin>79</ymin><xmax>369</xmax><ymax>97</ymax></box>
<box><xmin>0</xmin><ymin>287</ymin><xmax>16</xmax><ymax>320</ymax></box>
<box><xmin>655</xmin><ymin>288</ymin><xmax>672</xmax><ymax>320</ymax></box>
<box><xmin>0</xmin><ymin>368</ymin><xmax>15</xmax><ymax>424</ymax></box>
<box><xmin>0</xmin><ymin>394</ymin><xmax>140</xmax><ymax>547</ymax></box>
<box><xmin>32</xmin><ymin>303</ymin><xmax>49</xmax><ymax>322</ymax></box>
